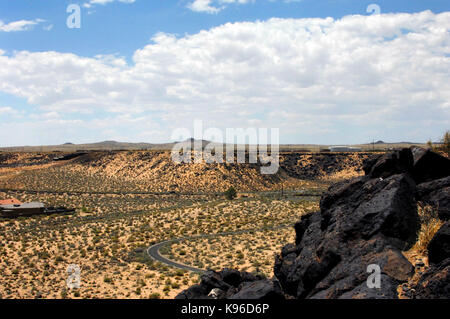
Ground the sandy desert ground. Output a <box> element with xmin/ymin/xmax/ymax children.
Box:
<box><xmin>0</xmin><ymin>150</ymin><xmax>373</xmax><ymax>298</ymax></box>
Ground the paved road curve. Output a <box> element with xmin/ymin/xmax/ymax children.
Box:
<box><xmin>147</xmin><ymin>223</ymin><xmax>293</xmax><ymax>273</ymax></box>
<box><xmin>147</xmin><ymin>239</ymin><xmax>205</xmax><ymax>273</ymax></box>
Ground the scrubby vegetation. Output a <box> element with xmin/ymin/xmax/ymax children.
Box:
<box><xmin>0</xmin><ymin>150</ymin><xmax>366</xmax><ymax>299</ymax></box>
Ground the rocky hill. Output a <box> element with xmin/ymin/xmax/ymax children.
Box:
<box><xmin>176</xmin><ymin>147</ymin><xmax>450</xmax><ymax>299</ymax></box>
<box><xmin>0</xmin><ymin>151</ymin><xmax>374</xmax><ymax>193</ymax></box>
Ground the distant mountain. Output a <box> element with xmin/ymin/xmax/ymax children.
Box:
<box><xmin>0</xmin><ymin>139</ymin><xmax>217</xmax><ymax>152</ymax></box>
<box><xmin>365</xmin><ymin>140</ymin><xmax>420</xmax><ymax>145</ymax></box>
<box><xmin>0</xmin><ymin>140</ymin><xmax>427</xmax><ymax>153</ymax></box>
<box><xmin>0</xmin><ymin>140</ymin><xmax>174</xmax><ymax>152</ymax></box>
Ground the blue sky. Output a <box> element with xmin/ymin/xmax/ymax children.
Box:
<box><xmin>0</xmin><ymin>0</ymin><xmax>449</xmax><ymax>146</ymax></box>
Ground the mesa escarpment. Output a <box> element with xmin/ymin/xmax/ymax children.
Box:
<box><xmin>176</xmin><ymin>147</ymin><xmax>450</xmax><ymax>299</ymax></box>
<box><xmin>0</xmin><ymin>151</ymin><xmax>373</xmax><ymax>193</ymax></box>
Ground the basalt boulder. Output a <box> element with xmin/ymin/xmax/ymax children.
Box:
<box><xmin>364</xmin><ymin>149</ymin><xmax>413</xmax><ymax>179</ymax></box>
<box><xmin>228</xmin><ymin>279</ymin><xmax>284</xmax><ymax>300</ymax></box>
<box><xmin>175</xmin><ymin>269</ymin><xmax>283</xmax><ymax>300</ymax></box>
<box><xmin>411</xmin><ymin>147</ymin><xmax>450</xmax><ymax>184</ymax></box>
<box><xmin>177</xmin><ymin>148</ymin><xmax>449</xmax><ymax>299</ymax></box>
<box><xmin>427</xmin><ymin>222</ymin><xmax>450</xmax><ymax>265</ymax></box>
<box><xmin>412</xmin><ymin>258</ymin><xmax>450</xmax><ymax>299</ymax></box>
<box><xmin>416</xmin><ymin>176</ymin><xmax>450</xmax><ymax>221</ymax></box>
<box><xmin>275</xmin><ymin>167</ymin><xmax>418</xmax><ymax>298</ymax></box>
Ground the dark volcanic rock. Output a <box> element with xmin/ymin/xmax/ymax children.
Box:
<box><xmin>335</xmin><ymin>275</ymin><xmax>399</xmax><ymax>299</ymax></box>
<box><xmin>175</xmin><ymin>284</ymin><xmax>210</xmax><ymax>299</ymax></box>
<box><xmin>321</xmin><ymin>173</ymin><xmax>419</xmax><ymax>247</ymax></box>
<box><xmin>416</xmin><ymin>176</ymin><xmax>450</xmax><ymax>220</ymax></box>
<box><xmin>273</xmin><ymin>147</ymin><xmax>450</xmax><ymax>299</ymax></box>
<box><xmin>427</xmin><ymin>222</ymin><xmax>450</xmax><ymax>265</ymax></box>
<box><xmin>362</xmin><ymin>154</ymin><xmax>383</xmax><ymax>175</ymax></box>
<box><xmin>175</xmin><ymin>269</ymin><xmax>281</xmax><ymax>300</ymax></box>
<box><xmin>275</xmin><ymin>171</ymin><xmax>418</xmax><ymax>299</ymax></box>
<box><xmin>366</xmin><ymin>149</ymin><xmax>413</xmax><ymax>179</ymax></box>
<box><xmin>412</xmin><ymin>258</ymin><xmax>450</xmax><ymax>299</ymax></box>
<box><xmin>229</xmin><ymin>279</ymin><xmax>284</xmax><ymax>300</ymax></box>
<box><xmin>294</xmin><ymin>215</ymin><xmax>312</xmax><ymax>245</ymax></box>
<box><xmin>178</xmin><ymin>148</ymin><xmax>450</xmax><ymax>299</ymax></box>
<box><xmin>411</xmin><ymin>147</ymin><xmax>450</xmax><ymax>183</ymax></box>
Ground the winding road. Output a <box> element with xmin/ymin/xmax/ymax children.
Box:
<box><xmin>147</xmin><ymin>239</ymin><xmax>206</xmax><ymax>273</ymax></box>
<box><xmin>147</xmin><ymin>223</ymin><xmax>294</xmax><ymax>273</ymax></box>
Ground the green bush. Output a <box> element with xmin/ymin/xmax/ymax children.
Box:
<box><xmin>441</xmin><ymin>130</ymin><xmax>450</xmax><ymax>155</ymax></box>
<box><xmin>224</xmin><ymin>186</ymin><xmax>237</xmax><ymax>200</ymax></box>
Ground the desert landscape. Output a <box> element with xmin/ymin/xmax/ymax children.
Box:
<box><xmin>0</xmin><ymin>142</ymin><xmax>448</xmax><ymax>299</ymax></box>
<box><xmin>0</xmin><ymin>147</ymin><xmax>370</xmax><ymax>298</ymax></box>
<box><xmin>1</xmin><ymin>2</ymin><xmax>449</xmax><ymax>305</ymax></box>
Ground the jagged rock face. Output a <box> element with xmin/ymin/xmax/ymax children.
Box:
<box><xmin>228</xmin><ymin>280</ymin><xmax>284</xmax><ymax>300</ymax></box>
<box><xmin>320</xmin><ymin>174</ymin><xmax>418</xmax><ymax>248</ymax></box>
<box><xmin>364</xmin><ymin>149</ymin><xmax>413</xmax><ymax>179</ymax></box>
<box><xmin>427</xmin><ymin>222</ymin><xmax>450</xmax><ymax>265</ymax></box>
<box><xmin>274</xmin><ymin>195</ymin><xmax>416</xmax><ymax>298</ymax></box>
<box><xmin>410</xmin><ymin>147</ymin><xmax>450</xmax><ymax>184</ymax></box>
<box><xmin>275</xmin><ymin>149</ymin><xmax>423</xmax><ymax>299</ymax></box>
<box><xmin>176</xmin><ymin>148</ymin><xmax>449</xmax><ymax>299</ymax></box>
<box><xmin>175</xmin><ymin>269</ymin><xmax>284</xmax><ymax>300</ymax></box>
<box><xmin>416</xmin><ymin>176</ymin><xmax>450</xmax><ymax>220</ymax></box>
<box><xmin>412</xmin><ymin>258</ymin><xmax>450</xmax><ymax>299</ymax></box>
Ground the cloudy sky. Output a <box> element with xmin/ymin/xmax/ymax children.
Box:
<box><xmin>0</xmin><ymin>0</ymin><xmax>449</xmax><ymax>146</ymax></box>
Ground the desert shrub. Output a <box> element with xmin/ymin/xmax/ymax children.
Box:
<box><xmin>149</xmin><ymin>293</ymin><xmax>160</xmax><ymax>299</ymax></box>
<box><xmin>175</xmin><ymin>270</ymin><xmax>186</xmax><ymax>276</ymax></box>
<box><xmin>103</xmin><ymin>276</ymin><xmax>113</xmax><ymax>283</ymax></box>
<box><xmin>441</xmin><ymin>130</ymin><xmax>450</xmax><ymax>156</ymax></box>
<box><xmin>432</xmin><ymin>130</ymin><xmax>450</xmax><ymax>156</ymax></box>
<box><xmin>224</xmin><ymin>186</ymin><xmax>237</xmax><ymax>200</ymax></box>
<box><xmin>55</xmin><ymin>256</ymin><xmax>64</xmax><ymax>263</ymax></box>
<box><xmin>410</xmin><ymin>204</ymin><xmax>444</xmax><ymax>255</ymax></box>
<box><xmin>171</xmin><ymin>282</ymin><xmax>180</xmax><ymax>289</ymax></box>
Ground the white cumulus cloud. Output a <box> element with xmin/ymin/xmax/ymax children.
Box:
<box><xmin>83</xmin><ymin>0</ymin><xmax>136</xmax><ymax>8</ymax></box>
<box><xmin>0</xmin><ymin>19</ymin><xmax>45</xmax><ymax>32</ymax></box>
<box><xmin>0</xmin><ymin>11</ymin><xmax>449</xmax><ymax>145</ymax></box>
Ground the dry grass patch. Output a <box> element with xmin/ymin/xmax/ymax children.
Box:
<box><xmin>408</xmin><ymin>204</ymin><xmax>444</xmax><ymax>257</ymax></box>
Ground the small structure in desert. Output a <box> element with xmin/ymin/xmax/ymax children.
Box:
<box><xmin>0</xmin><ymin>200</ymin><xmax>75</xmax><ymax>218</ymax></box>
<box><xmin>0</xmin><ymin>198</ymin><xmax>22</xmax><ymax>205</ymax></box>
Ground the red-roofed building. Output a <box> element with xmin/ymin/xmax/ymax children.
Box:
<box><xmin>0</xmin><ymin>198</ymin><xmax>22</xmax><ymax>205</ymax></box>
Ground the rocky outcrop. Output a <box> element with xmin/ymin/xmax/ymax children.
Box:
<box><xmin>363</xmin><ymin>149</ymin><xmax>413</xmax><ymax>179</ymax></box>
<box><xmin>175</xmin><ymin>269</ymin><xmax>284</xmax><ymax>300</ymax></box>
<box><xmin>280</xmin><ymin>153</ymin><xmax>371</xmax><ymax>180</ymax></box>
<box><xmin>427</xmin><ymin>222</ymin><xmax>450</xmax><ymax>265</ymax></box>
<box><xmin>410</xmin><ymin>147</ymin><xmax>450</xmax><ymax>183</ymax></box>
<box><xmin>274</xmin><ymin>174</ymin><xmax>417</xmax><ymax>299</ymax></box>
<box><xmin>412</xmin><ymin>258</ymin><xmax>450</xmax><ymax>299</ymax></box>
<box><xmin>416</xmin><ymin>176</ymin><xmax>450</xmax><ymax>220</ymax></box>
<box><xmin>275</xmin><ymin>147</ymin><xmax>449</xmax><ymax>299</ymax></box>
<box><xmin>176</xmin><ymin>147</ymin><xmax>450</xmax><ymax>299</ymax></box>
